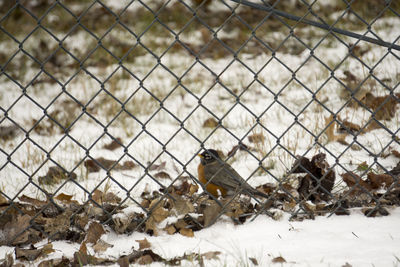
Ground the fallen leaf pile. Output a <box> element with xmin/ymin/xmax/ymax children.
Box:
<box><xmin>1</xmin><ymin>153</ymin><xmax>399</xmax><ymax>265</ymax></box>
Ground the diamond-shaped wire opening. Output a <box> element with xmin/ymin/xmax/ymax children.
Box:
<box><xmin>0</xmin><ymin>4</ymin><xmax>37</xmax><ymax>42</ymax></box>
<box><xmin>78</xmin><ymin>1</ymin><xmax>117</xmax><ymax>39</ymax></box>
<box><xmin>99</xmin><ymin>23</ymin><xmax>138</xmax><ymax>62</ymax></box>
<box><xmin>39</xmin><ymin>2</ymin><xmax>78</xmax><ymax>40</ymax></box>
<box><xmin>2</xmin><ymin>49</ymin><xmax>41</xmax><ymax>86</ymax></box>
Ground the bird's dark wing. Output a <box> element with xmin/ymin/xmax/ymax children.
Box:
<box><xmin>203</xmin><ymin>161</ymin><xmax>251</xmax><ymax>192</ymax></box>
<box><xmin>204</xmin><ymin>161</ymin><xmax>269</xmax><ymax>198</ymax></box>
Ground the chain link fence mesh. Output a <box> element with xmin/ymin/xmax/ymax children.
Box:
<box><xmin>0</xmin><ymin>0</ymin><xmax>399</xmax><ymax>251</ymax></box>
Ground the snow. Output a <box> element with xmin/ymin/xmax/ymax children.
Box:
<box><xmin>1</xmin><ymin>208</ymin><xmax>398</xmax><ymax>266</ymax></box>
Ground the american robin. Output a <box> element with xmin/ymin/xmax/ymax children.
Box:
<box><xmin>197</xmin><ymin>149</ymin><xmax>269</xmax><ymax>198</ymax></box>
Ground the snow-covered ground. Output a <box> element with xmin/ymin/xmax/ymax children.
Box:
<box><xmin>0</xmin><ymin>0</ymin><xmax>399</xmax><ymax>266</ymax></box>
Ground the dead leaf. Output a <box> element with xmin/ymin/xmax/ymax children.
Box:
<box><xmin>202</xmin><ymin>251</ymin><xmax>221</xmax><ymax>260</ymax></box>
<box><xmin>154</xmin><ymin>171</ymin><xmax>171</xmax><ymax>179</ymax></box>
<box><xmin>292</xmin><ymin>153</ymin><xmax>335</xmax><ymax>201</ymax></box>
<box><xmin>389</xmin><ymin>161</ymin><xmax>400</xmax><ymax>176</ymax></box>
<box><xmin>137</xmin><ymin>254</ymin><xmax>153</xmax><ymax>265</ymax></box>
<box><xmin>38</xmin><ymin>166</ymin><xmax>77</xmax><ymax>185</ymax></box>
<box><xmin>341</xmin><ymin>172</ymin><xmax>372</xmax><ymax>191</ymax></box>
<box><xmin>38</xmin><ymin>257</ymin><xmax>70</xmax><ymax>267</ymax></box>
<box><xmin>248</xmin><ymin>133</ymin><xmax>265</xmax><ymax>143</ymax></box>
<box><xmin>15</xmin><ymin>244</ymin><xmax>54</xmax><ymax>261</ymax></box>
<box><xmin>0</xmin><ymin>125</ymin><xmax>20</xmax><ymax>140</ymax></box>
<box><xmin>249</xmin><ymin>257</ymin><xmax>258</xmax><ymax>265</ymax></box>
<box><xmin>119</xmin><ymin>161</ymin><xmax>136</xmax><ymax>170</ymax></box>
<box><xmin>171</xmin><ymin>194</ymin><xmax>195</xmax><ymax>215</ymax></box>
<box><xmin>145</xmin><ymin>199</ymin><xmax>170</xmax><ymax>236</ymax></box>
<box><xmin>179</xmin><ymin>228</ymin><xmax>194</xmax><ymax>237</ymax></box>
<box><xmin>103</xmin><ymin>137</ymin><xmax>123</xmax><ymax>150</ymax></box>
<box><xmin>228</xmin><ymin>144</ymin><xmax>248</xmax><ymax>158</ymax></box>
<box><xmin>148</xmin><ymin>161</ymin><xmax>166</xmax><ymax>171</ymax></box>
<box><xmin>164</xmin><ymin>225</ymin><xmax>176</xmax><ymax>235</ymax></box>
<box><xmin>392</xmin><ymin>150</ymin><xmax>400</xmax><ymax>158</ymax></box>
<box><xmin>93</xmin><ymin>240</ymin><xmax>113</xmax><ymax>253</ymax></box>
<box><xmin>79</xmin><ymin>241</ymin><xmax>88</xmax><ymax>255</ymax></box>
<box><xmin>202</xmin><ymin>118</ymin><xmax>218</xmax><ymax>128</ymax></box>
<box><xmin>362</xmin><ymin>93</ymin><xmax>398</xmax><ymax>120</ymax></box>
<box><xmin>55</xmin><ymin>193</ymin><xmax>73</xmax><ymax>202</ymax></box>
<box><xmin>272</xmin><ymin>256</ymin><xmax>286</xmax><ymax>263</ymax></box>
<box><xmin>18</xmin><ymin>195</ymin><xmax>47</xmax><ymax>207</ymax></box>
<box><xmin>85</xmin><ymin>157</ymin><xmax>133</xmax><ymax>172</ymax></box>
<box><xmin>15</xmin><ymin>247</ymin><xmax>42</xmax><ymax>261</ymax></box>
<box><xmin>1</xmin><ymin>214</ymin><xmax>35</xmax><ymax>246</ymax></box>
<box><xmin>136</xmin><ymin>238</ymin><xmax>151</xmax><ymax>250</ymax></box>
<box><xmin>367</xmin><ymin>173</ymin><xmax>393</xmax><ymax>189</ymax></box>
<box><xmin>0</xmin><ymin>252</ymin><xmax>13</xmax><ymax>267</ymax></box>
<box><xmin>85</xmin><ymin>221</ymin><xmax>105</xmax><ymax>244</ymax></box>
<box><xmin>337</xmin><ymin>117</ymin><xmax>361</xmax><ymax>134</ymax></box>
<box><xmin>324</xmin><ymin>115</ymin><xmax>347</xmax><ymax>143</ymax></box>
<box><xmin>0</xmin><ymin>194</ymin><xmax>8</xmax><ymax>205</ymax></box>
<box><xmin>202</xmin><ymin>202</ymin><xmax>222</xmax><ymax>227</ymax></box>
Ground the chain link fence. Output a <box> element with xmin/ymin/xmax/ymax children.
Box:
<box><xmin>1</xmin><ymin>0</ymin><xmax>400</xmax><ymax>252</ymax></box>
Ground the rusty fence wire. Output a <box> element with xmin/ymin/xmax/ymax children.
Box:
<box><xmin>0</xmin><ymin>0</ymin><xmax>400</xmax><ymax>248</ymax></box>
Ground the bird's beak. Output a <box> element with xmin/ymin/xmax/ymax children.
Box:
<box><xmin>197</xmin><ymin>154</ymin><xmax>204</xmax><ymax>158</ymax></box>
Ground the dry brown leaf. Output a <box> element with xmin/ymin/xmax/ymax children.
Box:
<box><xmin>136</xmin><ymin>238</ymin><xmax>151</xmax><ymax>250</ymax></box>
<box><xmin>174</xmin><ymin>219</ymin><xmax>188</xmax><ymax>230</ymax></box>
<box><xmin>172</xmin><ymin>194</ymin><xmax>195</xmax><ymax>215</ymax></box>
<box><xmin>154</xmin><ymin>171</ymin><xmax>171</xmax><ymax>180</ymax></box>
<box><xmin>367</xmin><ymin>173</ymin><xmax>393</xmax><ymax>189</ymax></box>
<box><xmin>272</xmin><ymin>256</ymin><xmax>286</xmax><ymax>263</ymax></box>
<box><xmin>324</xmin><ymin>115</ymin><xmax>347</xmax><ymax>143</ymax></box>
<box><xmin>137</xmin><ymin>254</ymin><xmax>154</xmax><ymax>265</ymax></box>
<box><xmin>15</xmin><ymin>247</ymin><xmax>42</xmax><ymax>261</ymax></box>
<box><xmin>0</xmin><ymin>194</ymin><xmax>8</xmax><ymax>205</ymax></box>
<box><xmin>38</xmin><ymin>166</ymin><xmax>76</xmax><ymax>185</ymax></box>
<box><xmin>86</xmin><ymin>222</ymin><xmax>105</xmax><ymax>244</ymax></box>
<box><xmin>202</xmin><ymin>202</ymin><xmax>222</xmax><ymax>227</ymax></box>
<box><xmin>55</xmin><ymin>193</ymin><xmax>73</xmax><ymax>202</ymax></box>
<box><xmin>248</xmin><ymin>133</ymin><xmax>265</xmax><ymax>143</ymax></box>
<box><xmin>202</xmin><ymin>117</ymin><xmax>218</xmax><ymax>128</ymax></box>
<box><xmin>103</xmin><ymin>137</ymin><xmax>123</xmax><ymax>150</ymax></box>
<box><xmin>15</xmin><ymin>244</ymin><xmax>54</xmax><ymax>261</ymax></box>
<box><xmin>79</xmin><ymin>241</ymin><xmax>88</xmax><ymax>255</ymax></box>
<box><xmin>249</xmin><ymin>257</ymin><xmax>258</xmax><ymax>265</ymax></box>
<box><xmin>0</xmin><ymin>252</ymin><xmax>13</xmax><ymax>267</ymax></box>
<box><xmin>93</xmin><ymin>240</ymin><xmax>113</xmax><ymax>253</ymax></box>
<box><xmin>148</xmin><ymin>161</ymin><xmax>166</xmax><ymax>171</ymax></box>
<box><xmin>18</xmin><ymin>195</ymin><xmax>47</xmax><ymax>207</ymax></box>
<box><xmin>202</xmin><ymin>251</ymin><xmax>221</xmax><ymax>260</ymax></box>
<box><xmin>392</xmin><ymin>150</ymin><xmax>400</xmax><ymax>158</ymax></box>
<box><xmin>39</xmin><ymin>210</ymin><xmax>71</xmax><ymax>236</ymax></box>
<box><xmin>85</xmin><ymin>157</ymin><xmax>133</xmax><ymax>172</ymax></box>
<box><xmin>103</xmin><ymin>192</ymin><xmax>122</xmax><ymax>204</ymax></box>
<box><xmin>145</xmin><ymin>199</ymin><xmax>170</xmax><ymax>236</ymax></box>
<box><xmin>362</xmin><ymin>93</ymin><xmax>398</xmax><ymax>120</ymax></box>
<box><xmin>179</xmin><ymin>228</ymin><xmax>194</xmax><ymax>237</ymax></box>
<box><xmin>189</xmin><ymin>184</ymin><xmax>199</xmax><ymax>196</ymax></box>
<box><xmin>164</xmin><ymin>225</ymin><xmax>176</xmax><ymax>235</ymax></box>
<box><xmin>1</xmin><ymin>214</ymin><xmax>32</xmax><ymax>246</ymax></box>
<box><xmin>119</xmin><ymin>161</ymin><xmax>136</xmax><ymax>170</ymax></box>
<box><xmin>38</xmin><ymin>257</ymin><xmax>70</xmax><ymax>267</ymax></box>
<box><xmin>92</xmin><ymin>189</ymin><xmax>103</xmax><ymax>204</ymax></box>
<box><xmin>0</xmin><ymin>125</ymin><xmax>19</xmax><ymax>140</ymax></box>
<box><xmin>341</xmin><ymin>172</ymin><xmax>372</xmax><ymax>191</ymax></box>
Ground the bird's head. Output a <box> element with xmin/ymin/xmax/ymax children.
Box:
<box><xmin>198</xmin><ymin>149</ymin><xmax>220</xmax><ymax>165</ymax></box>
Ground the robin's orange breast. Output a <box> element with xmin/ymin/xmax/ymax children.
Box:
<box><xmin>198</xmin><ymin>163</ymin><xmax>227</xmax><ymax>198</ymax></box>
